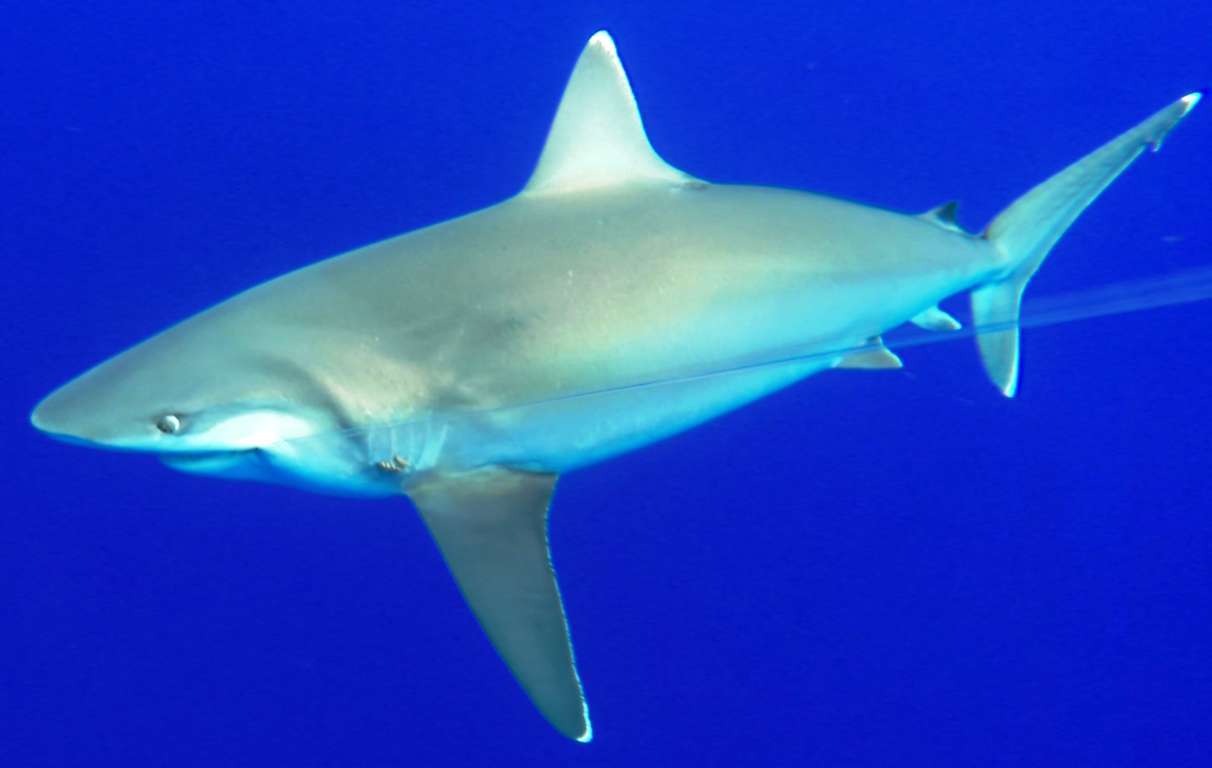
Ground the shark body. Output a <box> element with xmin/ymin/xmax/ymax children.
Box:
<box><xmin>31</xmin><ymin>32</ymin><xmax>1201</xmax><ymax>740</ymax></box>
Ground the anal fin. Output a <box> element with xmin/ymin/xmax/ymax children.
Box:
<box><xmin>408</xmin><ymin>468</ymin><xmax>590</xmax><ymax>742</ymax></box>
<box><xmin>910</xmin><ymin>305</ymin><xmax>962</xmax><ymax>332</ymax></box>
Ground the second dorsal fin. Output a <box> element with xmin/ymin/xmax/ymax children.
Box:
<box><xmin>521</xmin><ymin>31</ymin><xmax>693</xmax><ymax>197</ymax></box>
<box><xmin>919</xmin><ymin>200</ymin><xmax>964</xmax><ymax>232</ymax></box>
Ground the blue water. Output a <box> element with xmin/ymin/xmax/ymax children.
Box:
<box><xmin>5</xmin><ymin>3</ymin><xmax>1211</xmax><ymax>765</ymax></box>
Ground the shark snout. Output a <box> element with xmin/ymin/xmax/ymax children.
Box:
<box><xmin>30</xmin><ymin>359</ymin><xmax>154</xmax><ymax>448</ymax></box>
<box><xmin>29</xmin><ymin>330</ymin><xmax>189</xmax><ymax>449</ymax></box>
<box><xmin>31</xmin><ymin>379</ymin><xmax>100</xmax><ymax>444</ymax></box>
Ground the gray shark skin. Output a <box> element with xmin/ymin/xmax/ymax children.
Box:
<box><xmin>30</xmin><ymin>31</ymin><xmax>1201</xmax><ymax>741</ymax></box>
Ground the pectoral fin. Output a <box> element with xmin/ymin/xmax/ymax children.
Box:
<box><xmin>408</xmin><ymin>468</ymin><xmax>590</xmax><ymax>742</ymax></box>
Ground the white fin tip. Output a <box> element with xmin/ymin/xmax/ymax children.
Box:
<box><xmin>587</xmin><ymin>30</ymin><xmax>616</xmax><ymax>54</ymax></box>
<box><xmin>575</xmin><ymin>700</ymin><xmax>593</xmax><ymax>742</ymax></box>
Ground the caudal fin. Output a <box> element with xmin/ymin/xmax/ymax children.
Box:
<box><xmin>973</xmin><ymin>92</ymin><xmax>1202</xmax><ymax>397</ymax></box>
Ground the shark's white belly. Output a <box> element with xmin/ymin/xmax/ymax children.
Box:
<box><xmin>456</xmin><ymin>356</ymin><xmax>837</xmax><ymax>474</ymax></box>
<box><xmin>349</xmin><ymin>351</ymin><xmax>841</xmax><ymax>480</ymax></box>
<box><xmin>225</xmin><ymin>349</ymin><xmax>836</xmax><ymax>499</ymax></box>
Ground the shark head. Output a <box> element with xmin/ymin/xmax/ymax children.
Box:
<box><xmin>30</xmin><ymin>310</ymin><xmax>327</xmax><ymax>479</ymax></box>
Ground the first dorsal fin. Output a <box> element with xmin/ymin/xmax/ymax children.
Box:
<box><xmin>522</xmin><ymin>31</ymin><xmax>693</xmax><ymax>196</ymax></box>
<box><xmin>919</xmin><ymin>200</ymin><xmax>964</xmax><ymax>232</ymax></box>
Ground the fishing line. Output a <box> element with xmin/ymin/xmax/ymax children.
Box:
<box><xmin>286</xmin><ymin>265</ymin><xmax>1212</xmax><ymax>444</ymax></box>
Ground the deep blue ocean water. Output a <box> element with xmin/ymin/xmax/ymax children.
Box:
<box><xmin>4</xmin><ymin>2</ymin><xmax>1211</xmax><ymax>765</ymax></box>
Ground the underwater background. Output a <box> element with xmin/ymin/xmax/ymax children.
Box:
<box><xmin>4</xmin><ymin>1</ymin><xmax>1211</xmax><ymax>765</ymax></box>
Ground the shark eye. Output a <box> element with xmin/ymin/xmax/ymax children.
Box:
<box><xmin>155</xmin><ymin>414</ymin><xmax>183</xmax><ymax>435</ymax></box>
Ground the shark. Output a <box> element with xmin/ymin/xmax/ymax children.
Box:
<box><xmin>30</xmin><ymin>31</ymin><xmax>1201</xmax><ymax>741</ymax></box>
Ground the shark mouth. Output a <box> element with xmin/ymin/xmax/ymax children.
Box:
<box><xmin>160</xmin><ymin>450</ymin><xmax>262</xmax><ymax>478</ymax></box>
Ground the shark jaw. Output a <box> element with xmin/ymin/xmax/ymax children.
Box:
<box><xmin>27</xmin><ymin>28</ymin><xmax>1200</xmax><ymax>743</ymax></box>
<box><xmin>33</xmin><ymin>396</ymin><xmax>393</xmax><ymax>497</ymax></box>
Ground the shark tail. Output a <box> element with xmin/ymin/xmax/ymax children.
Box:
<box><xmin>971</xmin><ymin>91</ymin><xmax>1202</xmax><ymax>397</ymax></box>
